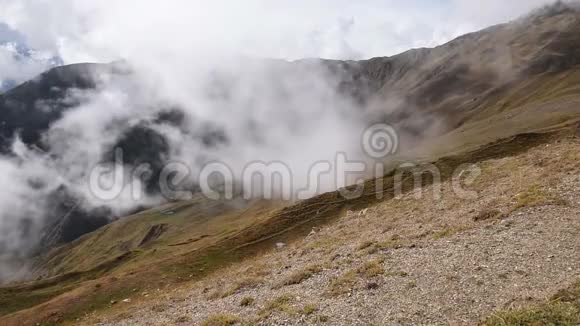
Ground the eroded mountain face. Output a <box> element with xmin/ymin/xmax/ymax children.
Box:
<box><xmin>1</xmin><ymin>4</ymin><xmax>580</xmax><ymax>257</ymax></box>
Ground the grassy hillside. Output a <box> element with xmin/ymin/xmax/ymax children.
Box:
<box><xmin>2</xmin><ymin>64</ymin><xmax>580</xmax><ymax>324</ymax></box>
<box><xmin>2</xmin><ymin>7</ymin><xmax>580</xmax><ymax>325</ymax></box>
<box><xmin>1</xmin><ymin>119</ymin><xmax>579</xmax><ymax>325</ymax></box>
<box><xmin>77</xmin><ymin>118</ymin><xmax>580</xmax><ymax>325</ymax></box>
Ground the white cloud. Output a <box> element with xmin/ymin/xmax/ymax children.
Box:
<box><xmin>0</xmin><ymin>0</ymin><xmax>558</xmax><ymax>64</ymax></box>
<box><xmin>0</xmin><ymin>0</ymin><xmax>565</xmax><ymax>282</ymax></box>
<box><xmin>0</xmin><ymin>43</ymin><xmax>57</xmax><ymax>90</ymax></box>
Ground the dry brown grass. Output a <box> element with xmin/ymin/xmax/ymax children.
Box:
<box><xmin>257</xmin><ymin>294</ymin><xmax>296</xmax><ymax>320</ymax></box>
<box><xmin>357</xmin><ymin>258</ymin><xmax>386</xmax><ymax>278</ymax></box>
<box><xmin>239</xmin><ymin>296</ymin><xmax>255</xmax><ymax>307</ymax></box>
<box><xmin>208</xmin><ymin>277</ymin><xmax>262</xmax><ymax>299</ymax></box>
<box><xmin>512</xmin><ymin>184</ymin><xmax>568</xmax><ymax>210</ymax></box>
<box><xmin>150</xmin><ymin>303</ymin><xmax>170</xmax><ymax>313</ymax></box>
<box><xmin>276</xmin><ymin>264</ymin><xmax>323</xmax><ymax>288</ymax></box>
<box><xmin>356</xmin><ymin>241</ymin><xmax>375</xmax><ymax>251</ymax></box>
<box><xmin>201</xmin><ymin>313</ymin><xmax>241</xmax><ymax>326</ymax></box>
<box><xmin>433</xmin><ymin>225</ymin><xmax>468</xmax><ymax>240</ymax></box>
<box><xmin>9</xmin><ymin>126</ymin><xmax>580</xmax><ymax>326</ymax></box>
<box><xmin>483</xmin><ymin>280</ymin><xmax>580</xmax><ymax>326</ymax></box>
<box><xmin>300</xmin><ymin>303</ymin><xmax>319</xmax><ymax>316</ymax></box>
<box><xmin>175</xmin><ymin>315</ymin><xmax>193</xmax><ymax>324</ymax></box>
<box><xmin>473</xmin><ymin>209</ymin><xmax>504</xmax><ymax>222</ymax></box>
<box><xmin>326</xmin><ymin>271</ymin><xmax>357</xmax><ymax>297</ymax></box>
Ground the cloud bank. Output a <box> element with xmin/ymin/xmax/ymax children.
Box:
<box><xmin>0</xmin><ymin>0</ymin><xmax>570</xmax><ymax>282</ymax></box>
<box><xmin>0</xmin><ymin>0</ymin><xmax>558</xmax><ymax>62</ymax></box>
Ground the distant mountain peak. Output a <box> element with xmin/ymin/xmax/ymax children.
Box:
<box><xmin>527</xmin><ymin>0</ymin><xmax>580</xmax><ymax>20</ymax></box>
<box><xmin>0</xmin><ymin>23</ymin><xmax>62</xmax><ymax>93</ymax></box>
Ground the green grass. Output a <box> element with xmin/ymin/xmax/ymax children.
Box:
<box><xmin>0</xmin><ymin>251</ymin><xmax>137</xmax><ymax>316</ymax></box>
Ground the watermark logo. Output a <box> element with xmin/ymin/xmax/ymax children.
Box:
<box><xmin>362</xmin><ymin>123</ymin><xmax>399</xmax><ymax>158</ymax></box>
<box><xmin>87</xmin><ymin>124</ymin><xmax>481</xmax><ymax>203</ymax></box>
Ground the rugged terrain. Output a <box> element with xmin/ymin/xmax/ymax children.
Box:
<box><xmin>2</xmin><ymin>3</ymin><xmax>580</xmax><ymax>252</ymax></box>
<box><xmin>0</xmin><ymin>3</ymin><xmax>580</xmax><ymax>325</ymax></box>
<box><xmin>89</xmin><ymin>129</ymin><xmax>580</xmax><ymax>325</ymax></box>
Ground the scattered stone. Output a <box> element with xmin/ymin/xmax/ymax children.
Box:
<box><xmin>90</xmin><ymin>138</ymin><xmax>580</xmax><ymax>326</ymax></box>
<box><xmin>366</xmin><ymin>282</ymin><xmax>380</xmax><ymax>290</ymax></box>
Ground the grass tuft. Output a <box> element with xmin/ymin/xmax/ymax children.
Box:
<box><xmin>326</xmin><ymin>271</ymin><xmax>357</xmax><ymax>297</ymax></box>
<box><xmin>301</xmin><ymin>303</ymin><xmax>319</xmax><ymax>315</ymax></box>
<box><xmin>240</xmin><ymin>296</ymin><xmax>255</xmax><ymax>307</ymax></box>
<box><xmin>357</xmin><ymin>258</ymin><xmax>385</xmax><ymax>278</ymax></box>
<box><xmin>474</xmin><ymin>209</ymin><xmax>504</xmax><ymax>222</ymax></box>
<box><xmin>277</xmin><ymin>265</ymin><xmax>323</xmax><ymax>287</ymax></box>
<box><xmin>482</xmin><ymin>280</ymin><xmax>580</xmax><ymax>326</ymax></box>
<box><xmin>513</xmin><ymin>185</ymin><xmax>568</xmax><ymax>210</ymax></box>
<box><xmin>257</xmin><ymin>294</ymin><xmax>296</xmax><ymax>319</ymax></box>
<box><xmin>201</xmin><ymin>313</ymin><xmax>241</xmax><ymax>326</ymax></box>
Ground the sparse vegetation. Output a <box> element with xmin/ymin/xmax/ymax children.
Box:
<box><xmin>317</xmin><ymin>315</ymin><xmax>330</xmax><ymax>323</ymax></box>
<box><xmin>276</xmin><ymin>264</ymin><xmax>323</xmax><ymax>288</ymax></box>
<box><xmin>258</xmin><ymin>294</ymin><xmax>296</xmax><ymax>319</ymax></box>
<box><xmin>326</xmin><ymin>271</ymin><xmax>357</xmax><ymax>297</ymax></box>
<box><xmin>406</xmin><ymin>281</ymin><xmax>417</xmax><ymax>289</ymax></box>
<box><xmin>385</xmin><ymin>271</ymin><xmax>409</xmax><ymax>278</ymax></box>
<box><xmin>4</xmin><ymin>92</ymin><xmax>580</xmax><ymax>326</ymax></box>
<box><xmin>482</xmin><ymin>280</ymin><xmax>580</xmax><ymax>326</ymax></box>
<box><xmin>240</xmin><ymin>296</ymin><xmax>255</xmax><ymax>307</ymax></box>
<box><xmin>300</xmin><ymin>303</ymin><xmax>319</xmax><ymax>315</ymax></box>
<box><xmin>433</xmin><ymin>225</ymin><xmax>466</xmax><ymax>239</ymax></box>
<box><xmin>201</xmin><ymin>314</ymin><xmax>241</xmax><ymax>326</ymax></box>
<box><xmin>358</xmin><ymin>239</ymin><xmax>402</xmax><ymax>255</ymax></box>
<box><xmin>357</xmin><ymin>240</ymin><xmax>374</xmax><ymax>251</ymax></box>
<box><xmin>150</xmin><ymin>303</ymin><xmax>170</xmax><ymax>312</ymax></box>
<box><xmin>376</xmin><ymin>239</ymin><xmax>402</xmax><ymax>250</ymax></box>
<box><xmin>304</xmin><ymin>236</ymin><xmax>341</xmax><ymax>253</ymax></box>
<box><xmin>357</xmin><ymin>258</ymin><xmax>385</xmax><ymax>278</ymax></box>
<box><xmin>209</xmin><ymin>277</ymin><xmax>262</xmax><ymax>299</ymax></box>
<box><xmin>175</xmin><ymin>315</ymin><xmax>193</xmax><ymax>323</ymax></box>
<box><xmin>513</xmin><ymin>184</ymin><xmax>568</xmax><ymax>210</ymax></box>
<box><xmin>474</xmin><ymin>209</ymin><xmax>504</xmax><ymax>222</ymax></box>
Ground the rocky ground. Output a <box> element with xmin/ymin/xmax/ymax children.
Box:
<box><xmin>89</xmin><ymin>136</ymin><xmax>580</xmax><ymax>326</ymax></box>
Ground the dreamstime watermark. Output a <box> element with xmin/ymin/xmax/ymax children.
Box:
<box><xmin>362</xmin><ymin>123</ymin><xmax>399</xmax><ymax>159</ymax></box>
<box><xmin>88</xmin><ymin>124</ymin><xmax>481</xmax><ymax>203</ymax></box>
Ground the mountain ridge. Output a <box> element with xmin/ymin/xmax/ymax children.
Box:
<box><xmin>1</xmin><ymin>4</ymin><xmax>580</xmax><ymax>324</ymax></box>
<box><xmin>1</xmin><ymin>1</ymin><xmax>580</xmax><ymax>262</ymax></box>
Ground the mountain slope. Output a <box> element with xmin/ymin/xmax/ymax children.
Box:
<box><xmin>3</xmin><ymin>5</ymin><xmax>580</xmax><ymax>257</ymax></box>
<box><xmin>1</xmin><ymin>3</ymin><xmax>580</xmax><ymax>325</ymax></box>
<box><xmin>88</xmin><ymin>130</ymin><xmax>580</xmax><ymax>326</ymax></box>
<box><xmin>0</xmin><ymin>22</ymin><xmax>61</xmax><ymax>92</ymax></box>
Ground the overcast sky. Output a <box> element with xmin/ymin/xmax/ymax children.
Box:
<box><xmin>0</xmin><ymin>0</ymin><xmax>556</xmax><ymax>87</ymax></box>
